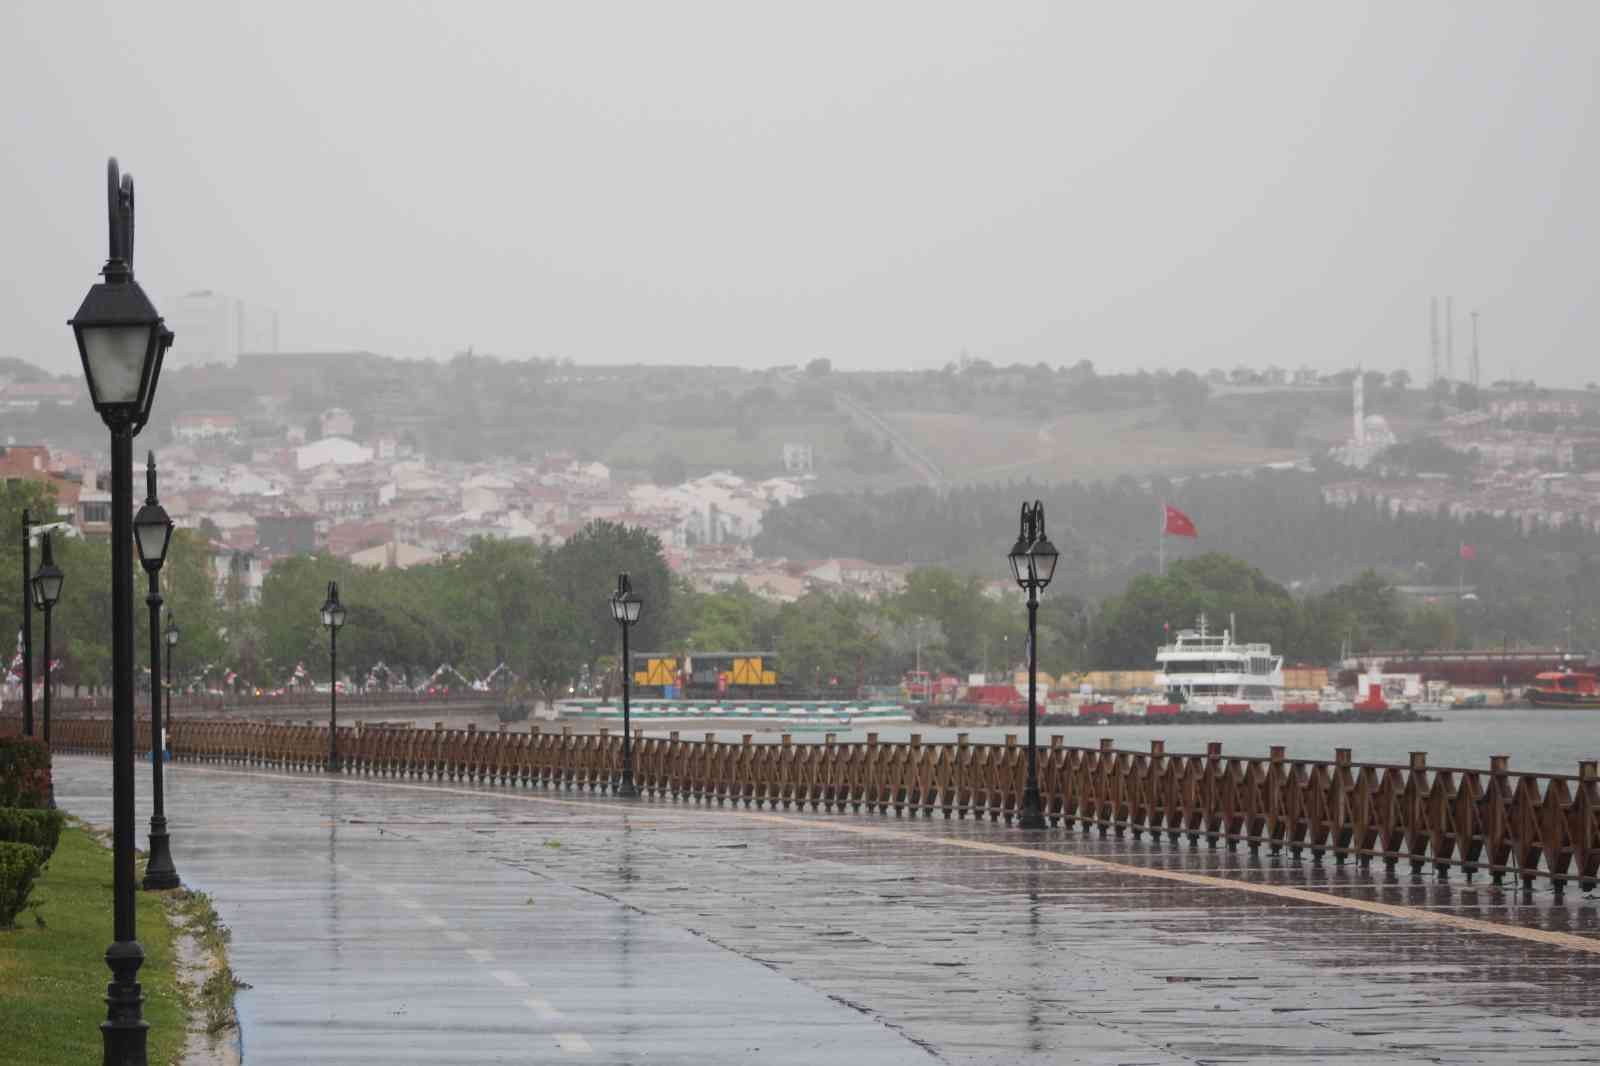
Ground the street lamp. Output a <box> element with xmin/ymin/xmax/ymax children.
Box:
<box><xmin>135</xmin><ymin>453</ymin><xmax>178</xmax><ymax>892</ymax></box>
<box><xmin>320</xmin><ymin>581</ymin><xmax>346</xmax><ymax>773</ymax></box>
<box><xmin>30</xmin><ymin>531</ymin><xmax>63</xmax><ymax>809</ymax></box>
<box><xmin>20</xmin><ymin>508</ymin><xmax>35</xmax><ymax>737</ymax></box>
<box><xmin>164</xmin><ymin>612</ymin><xmax>178</xmax><ymax>757</ymax></box>
<box><xmin>1008</xmin><ymin>500</ymin><xmax>1058</xmax><ymax>830</ymax></box>
<box><xmin>608</xmin><ymin>572</ymin><xmax>642</xmax><ymax>798</ymax></box>
<box><xmin>69</xmin><ymin>156</ymin><xmax>173</xmax><ymax>1066</ymax></box>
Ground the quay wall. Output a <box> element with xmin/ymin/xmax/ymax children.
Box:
<box><xmin>8</xmin><ymin>714</ymin><xmax>1598</xmax><ymax>891</ymax></box>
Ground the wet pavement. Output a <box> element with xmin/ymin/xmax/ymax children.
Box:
<box><xmin>54</xmin><ymin>755</ymin><xmax>1600</xmax><ymax>1064</ymax></box>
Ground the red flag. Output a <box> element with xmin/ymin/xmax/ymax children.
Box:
<box><xmin>1163</xmin><ymin>505</ymin><xmax>1198</xmax><ymax>538</ymax></box>
<box><xmin>1459</xmin><ymin>543</ymin><xmax>1476</xmax><ymax>561</ymax></box>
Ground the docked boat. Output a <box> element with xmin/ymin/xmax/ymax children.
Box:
<box><xmin>1526</xmin><ymin>670</ymin><xmax>1600</xmax><ymax>708</ymax></box>
<box><xmin>1154</xmin><ymin>615</ymin><xmax>1283</xmax><ymax>714</ymax></box>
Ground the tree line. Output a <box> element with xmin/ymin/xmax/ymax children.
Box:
<box><xmin>7</xmin><ymin>473</ymin><xmax>1595</xmax><ymax>704</ymax></box>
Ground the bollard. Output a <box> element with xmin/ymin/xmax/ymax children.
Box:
<box><xmin>1149</xmin><ymin>739</ymin><xmax>1164</xmax><ymax>755</ymax></box>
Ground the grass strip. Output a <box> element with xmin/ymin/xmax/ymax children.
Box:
<box><xmin>0</xmin><ymin>826</ymin><xmax>187</xmax><ymax>1066</ymax></box>
<box><xmin>168</xmin><ymin>887</ymin><xmax>247</xmax><ymax>1036</ymax></box>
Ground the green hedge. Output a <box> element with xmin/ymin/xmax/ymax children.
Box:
<box><xmin>0</xmin><ymin>840</ymin><xmax>43</xmax><ymax>927</ymax></box>
<box><xmin>0</xmin><ymin>736</ymin><xmax>51</xmax><ymax>809</ymax></box>
<box><xmin>0</xmin><ymin>807</ymin><xmax>64</xmax><ymax>863</ymax></box>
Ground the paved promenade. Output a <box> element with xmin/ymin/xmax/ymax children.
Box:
<box><xmin>54</xmin><ymin>755</ymin><xmax>1600</xmax><ymax>1064</ymax></box>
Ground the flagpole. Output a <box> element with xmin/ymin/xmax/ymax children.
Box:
<box><xmin>1158</xmin><ymin>500</ymin><xmax>1165</xmax><ymax>577</ymax></box>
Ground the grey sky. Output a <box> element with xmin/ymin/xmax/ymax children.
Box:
<box><xmin>2</xmin><ymin>2</ymin><xmax>1595</xmax><ymax>383</ymax></box>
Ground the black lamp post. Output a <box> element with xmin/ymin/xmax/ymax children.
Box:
<box><xmin>30</xmin><ymin>531</ymin><xmax>63</xmax><ymax>809</ymax></box>
<box><xmin>1007</xmin><ymin>500</ymin><xmax>1059</xmax><ymax>830</ymax></box>
<box><xmin>69</xmin><ymin>157</ymin><xmax>173</xmax><ymax>1066</ymax></box>
<box><xmin>320</xmin><ymin>581</ymin><xmax>346</xmax><ymax>772</ymax></box>
<box><xmin>608</xmin><ymin>572</ymin><xmax>642</xmax><ymax>798</ymax></box>
<box><xmin>135</xmin><ymin>453</ymin><xmax>178</xmax><ymax>891</ymax></box>
<box><xmin>164</xmin><ymin>612</ymin><xmax>178</xmax><ymax>757</ymax></box>
<box><xmin>20</xmin><ymin>508</ymin><xmax>34</xmax><ymax>737</ymax></box>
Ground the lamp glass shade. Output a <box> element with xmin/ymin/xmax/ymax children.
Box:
<box><xmin>621</xmin><ymin>593</ymin><xmax>642</xmax><ymax>624</ymax></box>
<box><xmin>31</xmin><ymin>567</ymin><xmax>64</xmax><ymax>609</ymax></box>
<box><xmin>165</xmin><ymin>620</ymin><xmax>179</xmax><ymax>646</ymax></box>
<box><xmin>608</xmin><ymin>593</ymin><xmax>625</xmax><ymax>624</ymax></box>
<box><xmin>133</xmin><ymin>504</ymin><xmax>174</xmax><ymax>568</ymax></box>
<box><xmin>80</xmin><ymin>324</ymin><xmax>155</xmax><ymax>406</ymax></box>
<box><xmin>322</xmin><ymin>602</ymin><xmax>347</xmax><ymax>629</ymax></box>
<box><xmin>1007</xmin><ymin>533</ymin><xmax>1033</xmax><ymax>587</ymax></box>
<box><xmin>1029</xmin><ymin>534</ymin><xmax>1060</xmax><ymax>589</ymax></box>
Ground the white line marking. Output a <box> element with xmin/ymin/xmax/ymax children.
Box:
<box><xmin>490</xmin><ymin>969</ymin><xmax>528</xmax><ymax>989</ymax></box>
<box><xmin>421</xmin><ymin>914</ymin><xmax>447</xmax><ymax>928</ymax></box>
<box><xmin>466</xmin><ymin>948</ymin><xmax>495</xmax><ymax>963</ymax></box>
<box><xmin>376</xmin><ymin>883</ymin><xmax>399</xmax><ymax>895</ymax></box>
<box><xmin>399</xmin><ymin>899</ymin><xmax>423</xmax><ymax>910</ymax></box>
<box><xmin>526</xmin><ymin>997</ymin><xmax>564</xmax><ymax>1023</ymax></box>
<box><xmin>556</xmin><ymin>1033</ymin><xmax>593</xmax><ymax>1054</ymax></box>
<box><xmin>444</xmin><ymin>930</ymin><xmax>471</xmax><ymax>944</ymax></box>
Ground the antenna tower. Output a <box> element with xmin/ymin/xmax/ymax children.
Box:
<box><xmin>1445</xmin><ymin>295</ymin><xmax>1454</xmax><ymax>383</ymax></box>
<box><xmin>1471</xmin><ymin>310</ymin><xmax>1480</xmax><ymax>388</ymax></box>
<box><xmin>1429</xmin><ymin>297</ymin><xmax>1440</xmax><ymax>386</ymax></box>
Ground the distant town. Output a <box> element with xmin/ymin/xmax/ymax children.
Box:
<box><xmin>4</xmin><ymin>329</ymin><xmax>1599</xmax><ymax>612</ymax></box>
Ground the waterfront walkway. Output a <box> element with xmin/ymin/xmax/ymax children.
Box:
<box><xmin>55</xmin><ymin>755</ymin><xmax>1600</xmax><ymax>1064</ymax></box>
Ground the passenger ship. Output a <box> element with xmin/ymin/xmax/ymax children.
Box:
<box><xmin>1154</xmin><ymin>615</ymin><xmax>1284</xmax><ymax>714</ymax></box>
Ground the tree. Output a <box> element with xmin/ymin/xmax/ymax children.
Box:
<box><xmin>545</xmin><ymin>521</ymin><xmax>673</xmax><ymax>665</ymax></box>
<box><xmin>773</xmin><ymin>592</ymin><xmax>881</xmax><ymax>690</ymax></box>
<box><xmin>1092</xmin><ymin>554</ymin><xmax>1300</xmax><ymax>667</ymax></box>
<box><xmin>891</xmin><ymin>567</ymin><xmax>988</xmax><ymax>672</ymax></box>
<box><xmin>805</xmin><ymin>357</ymin><xmax>832</xmax><ymax>377</ymax></box>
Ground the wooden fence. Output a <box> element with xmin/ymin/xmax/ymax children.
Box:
<box><xmin>11</xmin><ymin>715</ymin><xmax>1599</xmax><ymax>891</ymax></box>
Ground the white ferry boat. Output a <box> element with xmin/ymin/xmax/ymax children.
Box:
<box><xmin>1154</xmin><ymin>614</ymin><xmax>1283</xmax><ymax>714</ymax></box>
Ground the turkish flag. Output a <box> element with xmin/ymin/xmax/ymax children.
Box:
<box><xmin>1459</xmin><ymin>543</ymin><xmax>1477</xmax><ymax>561</ymax></box>
<box><xmin>1163</xmin><ymin>505</ymin><xmax>1198</xmax><ymax>538</ymax></box>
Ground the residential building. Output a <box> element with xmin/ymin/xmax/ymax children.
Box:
<box><xmin>172</xmin><ymin>413</ymin><xmax>241</xmax><ymax>442</ymax></box>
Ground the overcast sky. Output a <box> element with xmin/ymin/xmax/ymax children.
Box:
<box><xmin>2</xmin><ymin>2</ymin><xmax>1595</xmax><ymax>383</ymax></box>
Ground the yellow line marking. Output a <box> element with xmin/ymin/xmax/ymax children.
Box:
<box><xmin>526</xmin><ymin>997</ymin><xmax>564</xmax><ymax>1023</ymax></box>
<box><xmin>150</xmin><ymin>762</ymin><xmax>1600</xmax><ymax>956</ymax></box>
<box><xmin>555</xmin><ymin>1033</ymin><xmax>593</xmax><ymax>1054</ymax></box>
<box><xmin>490</xmin><ymin>969</ymin><xmax>528</xmax><ymax>989</ymax></box>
